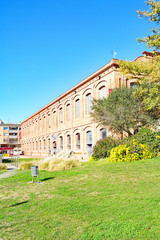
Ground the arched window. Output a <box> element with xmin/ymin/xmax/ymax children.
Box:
<box><xmin>67</xmin><ymin>135</ymin><xmax>71</xmax><ymax>150</ymax></box>
<box><xmin>75</xmin><ymin>99</ymin><xmax>80</xmax><ymax>118</ymax></box>
<box><xmin>67</xmin><ymin>104</ymin><xmax>70</xmax><ymax>121</ymax></box>
<box><xmin>87</xmin><ymin>131</ymin><xmax>92</xmax><ymax>145</ymax></box>
<box><xmin>44</xmin><ymin>139</ymin><xmax>46</xmax><ymax>150</ymax></box>
<box><xmin>44</xmin><ymin>116</ymin><xmax>46</xmax><ymax>129</ymax></box>
<box><xmin>59</xmin><ymin>108</ymin><xmax>63</xmax><ymax>123</ymax></box>
<box><xmin>86</xmin><ymin>93</ymin><xmax>91</xmax><ymax>114</ymax></box>
<box><xmin>48</xmin><ymin>114</ymin><xmax>51</xmax><ymax>128</ymax></box>
<box><xmin>53</xmin><ymin>111</ymin><xmax>57</xmax><ymax>126</ymax></box>
<box><xmin>60</xmin><ymin>136</ymin><xmax>63</xmax><ymax>150</ymax></box>
<box><xmin>100</xmin><ymin>86</ymin><xmax>106</xmax><ymax>99</ymax></box>
<box><xmin>76</xmin><ymin>133</ymin><xmax>80</xmax><ymax>150</ymax></box>
<box><xmin>101</xmin><ymin>128</ymin><xmax>106</xmax><ymax>139</ymax></box>
<box><xmin>39</xmin><ymin>140</ymin><xmax>41</xmax><ymax>150</ymax></box>
<box><xmin>36</xmin><ymin>141</ymin><xmax>38</xmax><ymax>151</ymax></box>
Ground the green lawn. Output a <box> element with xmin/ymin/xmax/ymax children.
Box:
<box><xmin>1</xmin><ymin>157</ymin><xmax>160</xmax><ymax>240</ymax></box>
<box><xmin>0</xmin><ymin>170</ymin><xmax>6</xmax><ymax>174</ymax></box>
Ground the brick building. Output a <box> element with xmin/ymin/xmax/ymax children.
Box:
<box><xmin>21</xmin><ymin>52</ymin><xmax>152</xmax><ymax>159</ymax></box>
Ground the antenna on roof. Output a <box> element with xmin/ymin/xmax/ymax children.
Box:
<box><xmin>113</xmin><ymin>50</ymin><xmax>117</xmax><ymax>59</ymax></box>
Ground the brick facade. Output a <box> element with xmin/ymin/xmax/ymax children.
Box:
<box><xmin>21</xmin><ymin>52</ymin><xmax>152</xmax><ymax>159</ymax></box>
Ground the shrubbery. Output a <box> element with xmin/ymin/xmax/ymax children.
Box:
<box><xmin>108</xmin><ymin>143</ymin><xmax>154</xmax><ymax>162</ymax></box>
<box><xmin>19</xmin><ymin>158</ymin><xmax>81</xmax><ymax>171</ymax></box>
<box><xmin>92</xmin><ymin>137</ymin><xmax>118</xmax><ymax>159</ymax></box>
<box><xmin>91</xmin><ymin>127</ymin><xmax>160</xmax><ymax>162</ymax></box>
<box><xmin>19</xmin><ymin>162</ymin><xmax>34</xmax><ymax>170</ymax></box>
<box><xmin>0</xmin><ymin>163</ymin><xmax>7</xmax><ymax>170</ymax></box>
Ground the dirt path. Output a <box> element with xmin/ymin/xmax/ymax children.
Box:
<box><xmin>0</xmin><ymin>165</ymin><xmax>18</xmax><ymax>180</ymax></box>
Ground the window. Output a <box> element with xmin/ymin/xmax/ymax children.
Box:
<box><xmin>3</xmin><ymin>133</ymin><xmax>8</xmax><ymax>136</ymax></box>
<box><xmin>36</xmin><ymin>120</ymin><xmax>38</xmax><ymax>134</ymax></box>
<box><xmin>40</xmin><ymin>119</ymin><xmax>42</xmax><ymax>131</ymax></box>
<box><xmin>48</xmin><ymin>139</ymin><xmax>50</xmax><ymax>151</ymax></box>
<box><xmin>4</xmin><ymin>127</ymin><xmax>8</xmax><ymax>130</ymax></box>
<box><xmin>87</xmin><ymin>131</ymin><xmax>92</xmax><ymax>145</ymax></box>
<box><xmin>67</xmin><ymin>135</ymin><xmax>71</xmax><ymax>150</ymax></box>
<box><xmin>100</xmin><ymin>86</ymin><xmax>106</xmax><ymax>99</ymax></box>
<box><xmin>76</xmin><ymin>99</ymin><xmax>80</xmax><ymax>118</ymax></box>
<box><xmin>130</xmin><ymin>82</ymin><xmax>137</xmax><ymax>89</ymax></box>
<box><xmin>19</xmin><ymin>127</ymin><xmax>21</xmax><ymax>130</ymax></box>
<box><xmin>48</xmin><ymin>114</ymin><xmax>51</xmax><ymax>128</ymax></box>
<box><xmin>76</xmin><ymin>133</ymin><xmax>80</xmax><ymax>150</ymax></box>
<box><xmin>60</xmin><ymin>108</ymin><xmax>63</xmax><ymax>123</ymax></box>
<box><xmin>4</xmin><ymin>139</ymin><xmax>8</xmax><ymax>142</ymax></box>
<box><xmin>44</xmin><ymin>116</ymin><xmax>46</xmax><ymax>129</ymax></box>
<box><xmin>33</xmin><ymin>142</ymin><xmax>34</xmax><ymax>150</ymax></box>
<box><xmin>67</xmin><ymin>104</ymin><xmax>70</xmax><ymax>121</ymax></box>
<box><xmin>86</xmin><ymin>93</ymin><xmax>91</xmax><ymax>114</ymax></box>
<box><xmin>101</xmin><ymin>128</ymin><xmax>106</xmax><ymax>139</ymax></box>
<box><xmin>54</xmin><ymin>111</ymin><xmax>57</xmax><ymax>126</ymax></box>
<box><xmin>44</xmin><ymin>139</ymin><xmax>46</xmax><ymax>150</ymax></box>
<box><xmin>39</xmin><ymin>140</ymin><xmax>41</xmax><ymax>150</ymax></box>
<box><xmin>60</xmin><ymin>136</ymin><xmax>63</xmax><ymax>150</ymax></box>
<box><xmin>36</xmin><ymin>141</ymin><xmax>38</xmax><ymax>151</ymax></box>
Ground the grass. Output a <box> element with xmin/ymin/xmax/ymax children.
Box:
<box><xmin>0</xmin><ymin>170</ymin><xmax>6</xmax><ymax>174</ymax></box>
<box><xmin>0</xmin><ymin>157</ymin><xmax>160</xmax><ymax>239</ymax></box>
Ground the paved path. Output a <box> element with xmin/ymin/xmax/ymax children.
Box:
<box><xmin>0</xmin><ymin>164</ymin><xmax>18</xmax><ymax>180</ymax></box>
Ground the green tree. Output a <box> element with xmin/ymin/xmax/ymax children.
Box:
<box><xmin>91</xmin><ymin>87</ymin><xmax>153</xmax><ymax>139</ymax></box>
<box><xmin>119</xmin><ymin>0</ymin><xmax>160</xmax><ymax>116</ymax></box>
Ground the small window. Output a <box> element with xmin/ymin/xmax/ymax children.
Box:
<box><xmin>44</xmin><ymin>139</ymin><xmax>46</xmax><ymax>150</ymax></box>
<box><xmin>67</xmin><ymin>104</ymin><xmax>70</xmax><ymax>121</ymax></box>
<box><xmin>67</xmin><ymin>135</ymin><xmax>71</xmax><ymax>150</ymax></box>
<box><xmin>4</xmin><ymin>127</ymin><xmax>8</xmax><ymax>130</ymax></box>
<box><xmin>48</xmin><ymin>114</ymin><xmax>51</xmax><ymax>128</ymax></box>
<box><xmin>87</xmin><ymin>131</ymin><xmax>92</xmax><ymax>145</ymax></box>
<box><xmin>76</xmin><ymin>99</ymin><xmax>80</xmax><ymax>118</ymax></box>
<box><xmin>130</xmin><ymin>82</ymin><xmax>137</xmax><ymax>89</ymax></box>
<box><xmin>101</xmin><ymin>128</ymin><xmax>106</xmax><ymax>140</ymax></box>
<box><xmin>60</xmin><ymin>108</ymin><xmax>63</xmax><ymax>123</ymax></box>
<box><xmin>86</xmin><ymin>93</ymin><xmax>91</xmax><ymax>114</ymax></box>
<box><xmin>54</xmin><ymin>111</ymin><xmax>57</xmax><ymax>126</ymax></box>
<box><xmin>76</xmin><ymin>133</ymin><xmax>80</xmax><ymax>150</ymax></box>
<box><xmin>100</xmin><ymin>86</ymin><xmax>106</xmax><ymax>99</ymax></box>
<box><xmin>60</xmin><ymin>136</ymin><xmax>63</xmax><ymax>150</ymax></box>
<box><xmin>44</xmin><ymin>116</ymin><xmax>46</xmax><ymax>129</ymax></box>
<box><xmin>19</xmin><ymin>127</ymin><xmax>21</xmax><ymax>130</ymax></box>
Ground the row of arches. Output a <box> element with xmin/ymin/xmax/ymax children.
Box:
<box><xmin>22</xmin><ymin>127</ymin><xmax>107</xmax><ymax>158</ymax></box>
<box><xmin>22</xmin><ymin>81</ymin><xmax>109</xmax><ymax>138</ymax></box>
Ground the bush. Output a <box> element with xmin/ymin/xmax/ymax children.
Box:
<box><xmin>0</xmin><ymin>163</ymin><xmax>7</xmax><ymax>170</ymax></box>
<box><xmin>108</xmin><ymin>143</ymin><xmax>154</xmax><ymax>162</ymax></box>
<box><xmin>129</xmin><ymin>127</ymin><xmax>160</xmax><ymax>156</ymax></box>
<box><xmin>92</xmin><ymin>137</ymin><xmax>118</xmax><ymax>159</ymax></box>
<box><xmin>19</xmin><ymin>162</ymin><xmax>34</xmax><ymax>170</ymax></box>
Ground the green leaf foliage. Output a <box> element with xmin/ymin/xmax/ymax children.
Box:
<box><xmin>91</xmin><ymin>87</ymin><xmax>153</xmax><ymax>138</ymax></box>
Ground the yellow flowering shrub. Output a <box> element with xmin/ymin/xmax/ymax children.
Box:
<box><xmin>108</xmin><ymin>143</ymin><xmax>154</xmax><ymax>163</ymax></box>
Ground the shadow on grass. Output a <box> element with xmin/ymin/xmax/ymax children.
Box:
<box><xmin>9</xmin><ymin>200</ymin><xmax>28</xmax><ymax>207</ymax></box>
<box><xmin>40</xmin><ymin>177</ymin><xmax>55</xmax><ymax>182</ymax></box>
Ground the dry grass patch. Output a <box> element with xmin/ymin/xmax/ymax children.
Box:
<box><xmin>0</xmin><ymin>163</ymin><xmax>7</xmax><ymax>170</ymax></box>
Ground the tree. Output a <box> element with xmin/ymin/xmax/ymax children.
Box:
<box><xmin>91</xmin><ymin>87</ymin><xmax>153</xmax><ymax>139</ymax></box>
<box><xmin>119</xmin><ymin>0</ymin><xmax>160</xmax><ymax>116</ymax></box>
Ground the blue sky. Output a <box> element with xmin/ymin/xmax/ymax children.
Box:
<box><xmin>0</xmin><ymin>0</ymin><xmax>152</xmax><ymax>123</ymax></box>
